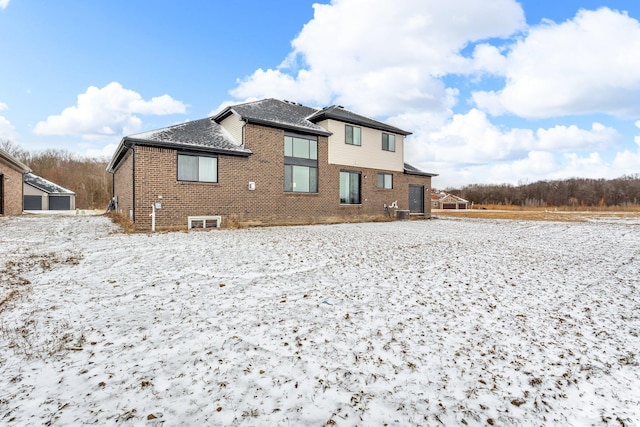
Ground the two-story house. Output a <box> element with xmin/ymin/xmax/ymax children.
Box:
<box><xmin>107</xmin><ymin>98</ymin><xmax>436</xmax><ymax>230</ymax></box>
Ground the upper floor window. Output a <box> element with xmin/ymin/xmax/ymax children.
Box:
<box><xmin>382</xmin><ymin>133</ymin><xmax>396</xmax><ymax>152</ymax></box>
<box><xmin>377</xmin><ymin>173</ymin><xmax>393</xmax><ymax>189</ymax></box>
<box><xmin>345</xmin><ymin>125</ymin><xmax>361</xmax><ymax>146</ymax></box>
<box><xmin>177</xmin><ymin>153</ymin><xmax>218</xmax><ymax>183</ymax></box>
<box><xmin>285</xmin><ymin>134</ymin><xmax>318</xmax><ymax>193</ymax></box>
<box><xmin>285</xmin><ymin>136</ymin><xmax>317</xmax><ymax>160</ymax></box>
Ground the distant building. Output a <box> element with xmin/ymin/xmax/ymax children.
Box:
<box><xmin>23</xmin><ymin>173</ymin><xmax>76</xmax><ymax>211</ymax></box>
<box><xmin>431</xmin><ymin>190</ymin><xmax>469</xmax><ymax>210</ymax></box>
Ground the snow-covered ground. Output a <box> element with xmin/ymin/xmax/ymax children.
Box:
<box><xmin>1</xmin><ymin>215</ymin><xmax>638</xmax><ymax>426</ymax></box>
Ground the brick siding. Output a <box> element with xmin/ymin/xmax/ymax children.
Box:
<box><xmin>113</xmin><ymin>149</ymin><xmax>134</xmax><ymax>219</ymax></box>
<box><xmin>113</xmin><ymin>123</ymin><xmax>432</xmax><ymax>230</ymax></box>
<box><xmin>0</xmin><ymin>162</ymin><xmax>25</xmax><ymax>215</ymax></box>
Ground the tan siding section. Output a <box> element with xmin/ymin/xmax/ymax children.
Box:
<box><xmin>321</xmin><ymin>119</ymin><xmax>404</xmax><ymax>172</ymax></box>
<box><xmin>220</xmin><ymin>114</ymin><xmax>245</xmax><ymax>145</ymax></box>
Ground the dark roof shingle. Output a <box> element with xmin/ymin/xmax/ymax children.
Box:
<box><xmin>404</xmin><ymin>163</ymin><xmax>438</xmax><ymax>177</ymax></box>
<box><xmin>214</xmin><ymin>99</ymin><xmax>331</xmax><ymax>136</ymax></box>
<box><xmin>307</xmin><ymin>105</ymin><xmax>412</xmax><ymax>136</ymax></box>
<box><xmin>24</xmin><ymin>173</ymin><xmax>75</xmax><ymax>194</ymax></box>
<box><xmin>128</xmin><ymin>118</ymin><xmax>251</xmax><ymax>155</ymax></box>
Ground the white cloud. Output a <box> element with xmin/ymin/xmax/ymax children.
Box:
<box><xmin>0</xmin><ymin>115</ymin><xmax>18</xmax><ymax>140</ymax></box>
<box><xmin>34</xmin><ymin>82</ymin><xmax>187</xmax><ymax>139</ymax></box>
<box><xmin>402</xmin><ymin>108</ymin><xmax>623</xmax><ymax>187</ymax></box>
<box><xmin>471</xmin><ymin>44</ymin><xmax>508</xmax><ymax>76</ymax></box>
<box><xmin>83</xmin><ymin>143</ymin><xmax>118</xmax><ymax>160</ymax></box>
<box><xmin>429</xmin><ymin>150</ymin><xmax>621</xmax><ymax>189</ymax></box>
<box><xmin>0</xmin><ymin>101</ymin><xmax>18</xmax><ymax>140</ymax></box>
<box><xmin>231</xmin><ymin>0</ymin><xmax>525</xmax><ymax>116</ymax></box>
<box><xmin>473</xmin><ymin>8</ymin><xmax>640</xmax><ymax>118</ymax></box>
<box><xmin>612</xmin><ymin>121</ymin><xmax>640</xmax><ymax>173</ymax></box>
<box><xmin>0</xmin><ymin>0</ymin><xmax>9</xmax><ymax>10</ymax></box>
<box><xmin>535</xmin><ymin>123</ymin><xmax>620</xmax><ymax>151</ymax></box>
<box><xmin>419</xmin><ymin>109</ymin><xmax>533</xmax><ymax>164</ymax></box>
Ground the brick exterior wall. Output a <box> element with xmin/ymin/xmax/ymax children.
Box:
<box><xmin>0</xmin><ymin>161</ymin><xmax>25</xmax><ymax>215</ymax></box>
<box><xmin>113</xmin><ymin>149</ymin><xmax>134</xmax><ymax>219</ymax></box>
<box><xmin>113</xmin><ymin>123</ymin><xmax>432</xmax><ymax>230</ymax></box>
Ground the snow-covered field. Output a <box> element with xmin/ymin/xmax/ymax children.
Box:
<box><xmin>1</xmin><ymin>215</ymin><xmax>639</xmax><ymax>426</ymax></box>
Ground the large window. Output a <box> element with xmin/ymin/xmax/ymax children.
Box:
<box><xmin>345</xmin><ymin>125</ymin><xmax>361</xmax><ymax>146</ymax></box>
<box><xmin>382</xmin><ymin>133</ymin><xmax>396</xmax><ymax>152</ymax></box>
<box><xmin>340</xmin><ymin>171</ymin><xmax>361</xmax><ymax>204</ymax></box>
<box><xmin>285</xmin><ymin>165</ymin><xmax>318</xmax><ymax>192</ymax></box>
<box><xmin>377</xmin><ymin>173</ymin><xmax>393</xmax><ymax>189</ymax></box>
<box><xmin>177</xmin><ymin>154</ymin><xmax>218</xmax><ymax>182</ymax></box>
<box><xmin>285</xmin><ymin>134</ymin><xmax>318</xmax><ymax>193</ymax></box>
<box><xmin>285</xmin><ymin>136</ymin><xmax>317</xmax><ymax>160</ymax></box>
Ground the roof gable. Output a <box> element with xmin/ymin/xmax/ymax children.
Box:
<box><xmin>214</xmin><ymin>99</ymin><xmax>331</xmax><ymax>137</ymax></box>
<box><xmin>127</xmin><ymin>118</ymin><xmax>250</xmax><ymax>154</ymax></box>
<box><xmin>107</xmin><ymin>118</ymin><xmax>251</xmax><ymax>172</ymax></box>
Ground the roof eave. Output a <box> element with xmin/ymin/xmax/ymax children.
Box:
<box><xmin>0</xmin><ymin>149</ymin><xmax>31</xmax><ymax>173</ymax></box>
<box><xmin>404</xmin><ymin>170</ymin><xmax>438</xmax><ymax>177</ymax></box>
<box><xmin>244</xmin><ymin>117</ymin><xmax>332</xmax><ymax>137</ymax></box>
<box><xmin>106</xmin><ymin>138</ymin><xmax>131</xmax><ymax>173</ymax></box>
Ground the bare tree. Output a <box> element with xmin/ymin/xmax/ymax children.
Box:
<box><xmin>0</xmin><ymin>138</ymin><xmax>26</xmax><ymax>160</ymax></box>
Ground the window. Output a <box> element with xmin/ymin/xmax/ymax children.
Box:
<box><xmin>382</xmin><ymin>133</ymin><xmax>395</xmax><ymax>152</ymax></box>
<box><xmin>377</xmin><ymin>173</ymin><xmax>393</xmax><ymax>189</ymax></box>
<box><xmin>285</xmin><ymin>165</ymin><xmax>318</xmax><ymax>193</ymax></box>
<box><xmin>177</xmin><ymin>154</ymin><xmax>218</xmax><ymax>182</ymax></box>
<box><xmin>345</xmin><ymin>125</ymin><xmax>361</xmax><ymax>146</ymax></box>
<box><xmin>284</xmin><ymin>136</ymin><xmax>317</xmax><ymax>160</ymax></box>
<box><xmin>285</xmin><ymin>134</ymin><xmax>318</xmax><ymax>193</ymax></box>
<box><xmin>340</xmin><ymin>171</ymin><xmax>361</xmax><ymax>204</ymax></box>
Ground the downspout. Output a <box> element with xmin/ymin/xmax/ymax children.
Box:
<box><xmin>111</xmin><ymin>170</ymin><xmax>115</xmax><ymax>209</ymax></box>
<box><xmin>132</xmin><ymin>145</ymin><xmax>136</xmax><ymax>223</ymax></box>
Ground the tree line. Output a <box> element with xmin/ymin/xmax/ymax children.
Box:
<box><xmin>447</xmin><ymin>175</ymin><xmax>640</xmax><ymax>207</ymax></box>
<box><xmin>2</xmin><ymin>139</ymin><xmax>111</xmax><ymax>209</ymax></box>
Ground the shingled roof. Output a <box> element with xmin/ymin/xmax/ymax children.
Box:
<box><xmin>108</xmin><ymin>99</ymin><xmax>421</xmax><ymax>173</ymax></box>
<box><xmin>24</xmin><ymin>173</ymin><xmax>75</xmax><ymax>195</ymax></box>
<box><xmin>404</xmin><ymin>163</ymin><xmax>438</xmax><ymax>177</ymax></box>
<box><xmin>214</xmin><ymin>99</ymin><xmax>332</xmax><ymax>136</ymax></box>
<box><xmin>308</xmin><ymin>105</ymin><xmax>412</xmax><ymax>136</ymax></box>
<box><xmin>127</xmin><ymin>118</ymin><xmax>251</xmax><ymax>154</ymax></box>
<box><xmin>107</xmin><ymin>118</ymin><xmax>251</xmax><ymax>172</ymax></box>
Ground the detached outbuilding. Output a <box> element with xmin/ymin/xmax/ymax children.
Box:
<box><xmin>0</xmin><ymin>148</ymin><xmax>31</xmax><ymax>215</ymax></box>
<box><xmin>23</xmin><ymin>173</ymin><xmax>76</xmax><ymax>211</ymax></box>
<box><xmin>432</xmin><ymin>191</ymin><xmax>470</xmax><ymax>210</ymax></box>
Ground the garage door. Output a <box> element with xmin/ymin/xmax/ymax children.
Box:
<box><xmin>49</xmin><ymin>195</ymin><xmax>71</xmax><ymax>210</ymax></box>
<box><xmin>442</xmin><ymin>203</ymin><xmax>457</xmax><ymax>210</ymax></box>
<box><xmin>24</xmin><ymin>195</ymin><xmax>42</xmax><ymax>210</ymax></box>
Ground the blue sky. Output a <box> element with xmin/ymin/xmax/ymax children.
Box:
<box><xmin>1</xmin><ymin>0</ymin><xmax>639</xmax><ymax>188</ymax></box>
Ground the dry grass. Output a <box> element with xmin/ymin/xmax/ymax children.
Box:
<box><xmin>106</xmin><ymin>211</ymin><xmax>136</xmax><ymax>233</ymax></box>
<box><xmin>433</xmin><ymin>206</ymin><xmax>640</xmax><ymax>222</ymax></box>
